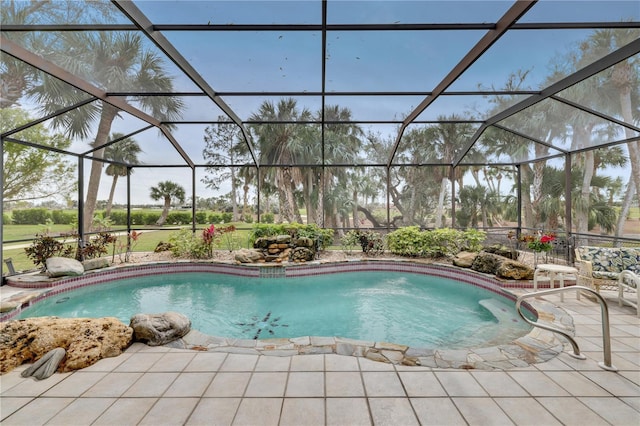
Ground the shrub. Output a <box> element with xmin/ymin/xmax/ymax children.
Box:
<box><xmin>2</xmin><ymin>213</ymin><xmax>12</xmax><ymax>225</ymax></box>
<box><xmin>79</xmin><ymin>232</ymin><xmax>117</xmax><ymax>260</ymax></box>
<box><xmin>292</xmin><ymin>224</ymin><xmax>334</xmax><ymax>250</ymax></box>
<box><xmin>221</xmin><ymin>212</ymin><xmax>233</xmax><ymax>223</ymax></box>
<box><xmin>51</xmin><ymin>210</ymin><xmax>75</xmax><ymax>225</ymax></box>
<box><xmin>461</xmin><ymin>228</ymin><xmax>486</xmax><ymax>252</ymax></box>
<box><xmin>142</xmin><ymin>212</ymin><xmax>160</xmax><ymax>225</ymax></box>
<box><xmin>208</xmin><ymin>213</ymin><xmax>222</xmax><ymax>223</ymax></box>
<box><xmin>261</xmin><ymin>212</ymin><xmax>275</xmax><ymax>223</ymax></box>
<box><xmin>249</xmin><ymin>223</ymin><xmax>287</xmax><ymax>244</ymax></box>
<box><xmin>166</xmin><ymin>212</ymin><xmax>191</xmax><ymax>225</ymax></box>
<box><xmin>24</xmin><ymin>233</ymin><xmax>75</xmax><ymax>268</ymax></box>
<box><xmin>12</xmin><ymin>208</ymin><xmax>51</xmax><ymax>225</ymax></box>
<box><xmin>423</xmin><ymin>228</ymin><xmax>464</xmax><ymax>257</ymax></box>
<box><xmin>249</xmin><ymin>223</ymin><xmax>334</xmax><ymax>250</ymax></box>
<box><xmin>386</xmin><ymin>226</ymin><xmax>428</xmax><ymax>257</ymax></box>
<box><xmin>387</xmin><ymin>227</ymin><xmax>486</xmax><ymax>258</ymax></box>
<box><xmin>108</xmin><ymin>211</ymin><xmax>127</xmax><ymax>225</ymax></box>
<box><xmin>195</xmin><ymin>211</ymin><xmax>208</xmax><ymax>224</ymax></box>
<box><xmin>168</xmin><ymin>228</ymin><xmax>208</xmax><ymax>258</ymax></box>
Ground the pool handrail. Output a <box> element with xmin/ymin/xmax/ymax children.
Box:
<box><xmin>515</xmin><ymin>286</ymin><xmax>617</xmax><ymax>372</ymax></box>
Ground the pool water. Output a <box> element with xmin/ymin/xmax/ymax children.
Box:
<box><xmin>18</xmin><ymin>271</ymin><xmax>532</xmax><ymax>349</ymax></box>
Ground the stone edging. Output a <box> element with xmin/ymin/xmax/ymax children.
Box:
<box><xmin>165</xmin><ymin>295</ymin><xmax>570</xmax><ymax>370</ymax></box>
<box><xmin>2</xmin><ymin>259</ymin><xmax>573</xmax><ymax>369</ymax></box>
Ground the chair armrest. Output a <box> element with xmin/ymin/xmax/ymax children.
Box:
<box><xmin>574</xmin><ymin>259</ymin><xmax>593</xmax><ymax>277</ymax></box>
<box><xmin>619</xmin><ymin>270</ymin><xmax>639</xmax><ymax>289</ymax></box>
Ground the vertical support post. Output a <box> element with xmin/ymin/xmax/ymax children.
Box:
<box><xmin>256</xmin><ymin>166</ymin><xmax>261</xmax><ymax>223</ymax></box>
<box><xmin>450</xmin><ymin>165</ymin><xmax>456</xmax><ymax>228</ymax></box>
<box><xmin>126</xmin><ymin>166</ymin><xmax>132</xmax><ymax>252</ymax></box>
<box><xmin>386</xmin><ymin>166</ymin><xmax>391</xmax><ymax>232</ymax></box>
<box><xmin>565</xmin><ymin>153</ymin><xmax>574</xmax><ymax>263</ymax></box>
<box><xmin>516</xmin><ymin>164</ymin><xmax>522</xmax><ymax>240</ymax></box>
<box><xmin>0</xmin><ymin>139</ymin><xmax>4</xmax><ymax>277</ymax></box>
<box><xmin>77</xmin><ymin>157</ymin><xmax>85</xmax><ymax>260</ymax></box>
<box><xmin>191</xmin><ymin>167</ymin><xmax>196</xmax><ymax>233</ymax></box>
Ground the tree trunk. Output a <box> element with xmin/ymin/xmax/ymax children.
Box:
<box><xmin>352</xmin><ymin>189</ymin><xmax>359</xmax><ymax>229</ymax></box>
<box><xmin>575</xmin><ymin>153</ymin><xmax>593</xmax><ymax>234</ymax></box>
<box><xmin>277</xmin><ymin>169</ymin><xmax>293</xmax><ymax>223</ymax></box>
<box><xmin>617</xmin><ymin>82</ymin><xmax>640</xmax><ymax>212</ymax></box>
<box><xmin>315</xmin><ymin>170</ymin><xmax>324</xmax><ymax>227</ymax></box>
<box><xmin>105</xmin><ymin>174</ymin><xmax>119</xmax><ymax>218</ymax></box>
<box><xmin>435</xmin><ymin>177</ymin><xmax>448</xmax><ymax>228</ymax></box>
<box><xmin>242</xmin><ymin>182</ymin><xmax>250</xmax><ymax>217</ymax></box>
<box><xmin>231</xmin><ymin>167</ymin><xmax>238</xmax><ymax>221</ymax></box>
<box><xmin>83</xmin><ymin>104</ymin><xmax>119</xmax><ymax>233</ymax></box>
<box><xmin>156</xmin><ymin>196</ymin><xmax>171</xmax><ymax>226</ymax></box>
<box><xmin>614</xmin><ymin>178</ymin><xmax>634</xmax><ymax>244</ymax></box>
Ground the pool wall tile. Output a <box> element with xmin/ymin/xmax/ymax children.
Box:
<box><xmin>2</xmin><ymin>259</ymin><xmax>539</xmax><ymax>322</ymax></box>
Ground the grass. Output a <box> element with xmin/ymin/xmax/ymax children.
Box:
<box><xmin>2</xmin><ymin>225</ymin><xmax>255</xmax><ymax>275</ymax></box>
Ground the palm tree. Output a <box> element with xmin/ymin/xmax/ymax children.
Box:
<box><xmin>318</xmin><ymin>105</ymin><xmax>363</xmax><ymax>227</ymax></box>
<box><xmin>430</xmin><ymin>116</ymin><xmax>475</xmax><ymax>228</ymax></box>
<box><xmin>579</xmin><ymin>28</ymin><xmax>640</xmax><ymax>239</ymax></box>
<box><xmin>0</xmin><ymin>1</ymin><xmax>115</xmax><ymax>107</ymax></box>
<box><xmin>103</xmin><ymin>133</ymin><xmax>142</xmax><ymax>218</ymax></box>
<box><xmin>150</xmin><ymin>181</ymin><xmax>186</xmax><ymax>226</ymax></box>
<box><xmin>249</xmin><ymin>98</ymin><xmax>312</xmax><ymax>223</ymax></box>
<box><xmin>28</xmin><ymin>31</ymin><xmax>183</xmax><ymax>233</ymax></box>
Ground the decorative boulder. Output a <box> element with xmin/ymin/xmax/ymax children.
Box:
<box><xmin>471</xmin><ymin>252</ymin><xmax>503</xmax><ymax>275</ymax></box>
<box><xmin>82</xmin><ymin>257</ymin><xmax>109</xmax><ymax>271</ymax></box>
<box><xmin>154</xmin><ymin>241</ymin><xmax>173</xmax><ymax>252</ymax></box>
<box><xmin>471</xmin><ymin>252</ymin><xmax>533</xmax><ymax>280</ymax></box>
<box><xmin>234</xmin><ymin>248</ymin><xmax>265</xmax><ymax>263</ymax></box>
<box><xmin>290</xmin><ymin>246</ymin><xmax>314</xmax><ymax>262</ymax></box>
<box><xmin>295</xmin><ymin>237</ymin><xmax>315</xmax><ymax>248</ymax></box>
<box><xmin>0</xmin><ymin>317</ymin><xmax>133</xmax><ymax>374</ymax></box>
<box><xmin>497</xmin><ymin>260</ymin><xmax>534</xmax><ymax>280</ymax></box>
<box><xmin>483</xmin><ymin>244</ymin><xmax>519</xmax><ymax>260</ymax></box>
<box><xmin>46</xmin><ymin>257</ymin><xmax>84</xmax><ymax>277</ymax></box>
<box><xmin>130</xmin><ymin>312</ymin><xmax>191</xmax><ymax>346</ymax></box>
<box><xmin>453</xmin><ymin>251</ymin><xmax>477</xmax><ymax>268</ymax></box>
<box><xmin>276</xmin><ymin>234</ymin><xmax>291</xmax><ymax>244</ymax></box>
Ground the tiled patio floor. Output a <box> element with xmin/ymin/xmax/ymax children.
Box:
<box><xmin>1</xmin><ymin>290</ymin><xmax>638</xmax><ymax>425</ymax></box>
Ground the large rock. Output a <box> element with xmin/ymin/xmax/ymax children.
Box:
<box><xmin>130</xmin><ymin>312</ymin><xmax>191</xmax><ymax>346</ymax></box>
<box><xmin>497</xmin><ymin>259</ymin><xmax>534</xmax><ymax>280</ymax></box>
<box><xmin>46</xmin><ymin>257</ymin><xmax>84</xmax><ymax>277</ymax></box>
<box><xmin>234</xmin><ymin>248</ymin><xmax>265</xmax><ymax>263</ymax></box>
<box><xmin>471</xmin><ymin>252</ymin><xmax>503</xmax><ymax>274</ymax></box>
<box><xmin>483</xmin><ymin>244</ymin><xmax>519</xmax><ymax>260</ymax></box>
<box><xmin>453</xmin><ymin>251</ymin><xmax>477</xmax><ymax>268</ymax></box>
<box><xmin>82</xmin><ymin>257</ymin><xmax>109</xmax><ymax>271</ymax></box>
<box><xmin>0</xmin><ymin>317</ymin><xmax>133</xmax><ymax>374</ymax></box>
<box><xmin>471</xmin><ymin>252</ymin><xmax>533</xmax><ymax>280</ymax></box>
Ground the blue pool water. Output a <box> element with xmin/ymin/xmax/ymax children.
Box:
<box><xmin>18</xmin><ymin>271</ymin><xmax>532</xmax><ymax>349</ymax></box>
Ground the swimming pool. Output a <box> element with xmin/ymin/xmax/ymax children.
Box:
<box><xmin>16</xmin><ymin>269</ymin><xmax>532</xmax><ymax>349</ymax></box>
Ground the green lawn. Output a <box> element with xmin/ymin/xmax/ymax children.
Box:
<box><xmin>2</xmin><ymin>225</ymin><xmax>254</xmax><ymax>275</ymax></box>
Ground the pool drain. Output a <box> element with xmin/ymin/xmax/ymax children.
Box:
<box><xmin>237</xmin><ymin>311</ymin><xmax>288</xmax><ymax>339</ymax></box>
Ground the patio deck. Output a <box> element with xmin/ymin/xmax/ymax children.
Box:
<box><xmin>1</xmin><ymin>289</ymin><xmax>638</xmax><ymax>425</ymax></box>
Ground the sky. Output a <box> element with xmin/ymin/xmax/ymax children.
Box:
<box><xmin>8</xmin><ymin>0</ymin><xmax>639</xmax><ymax>206</ymax></box>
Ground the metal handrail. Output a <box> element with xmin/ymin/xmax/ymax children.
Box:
<box><xmin>516</xmin><ymin>286</ymin><xmax>617</xmax><ymax>371</ymax></box>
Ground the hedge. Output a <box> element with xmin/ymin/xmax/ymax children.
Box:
<box><xmin>11</xmin><ymin>209</ymin><xmax>51</xmax><ymax>225</ymax></box>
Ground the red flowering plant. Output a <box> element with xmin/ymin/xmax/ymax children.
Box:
<box><xmin>202</xmin><ymin>224</ymin><xmax>217</xmax><ymax>257</ymax></box>
<box><xmin>521</xmin><ymin>232</ymin><xmax>556</xmax><ymax>253</ymax></box>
